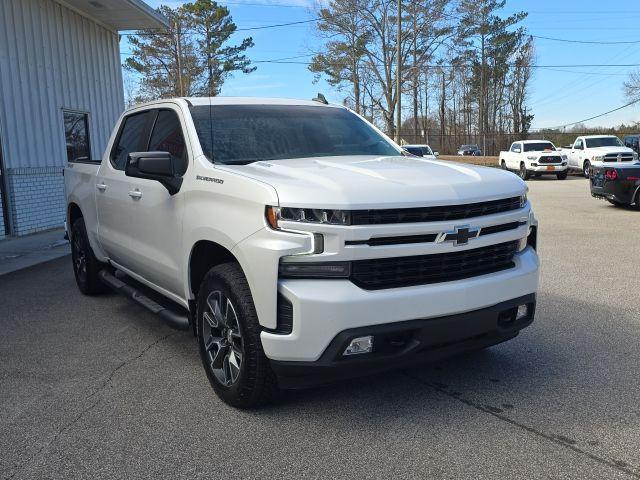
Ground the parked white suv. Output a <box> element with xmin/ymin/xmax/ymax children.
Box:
<box><xmin>499</xmin><ymin>140</ymin><xmax>568</xmax><ymax>180</ymax></box>
<box><xmin>64</xmin><ymin>97</ymin><xmax>539</xmax><ymax>408</ymax></box>
<box><xmin>559</xmin><ymin>135</ymin><xmax>637</xmax><ymax>178</ymax></box>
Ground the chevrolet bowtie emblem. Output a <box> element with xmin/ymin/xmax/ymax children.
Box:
<box><xmin>436</xmin><ymin>225</ymin><xmax>480</xmax><ymax>246</ymax></box>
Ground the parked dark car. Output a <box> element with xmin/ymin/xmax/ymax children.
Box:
<box><xmin>623</xmin><ymin>134</ymin><xmax>640</xmax><ymax>153</ymax></box>
<box><xmin>590</xmin><ymin>164</ymin><xmax>640</xmax><ymax>209</ymax></box>
<box><xmin>457</xmin><ymin>144</ymin><xmax>482</xmax><ymax>156</ymax></box>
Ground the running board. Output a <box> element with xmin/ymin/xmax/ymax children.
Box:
<box><xmin>98</xmin><ymin>269</ymin><xmax>190</xmax><ymax>331</ymax></box>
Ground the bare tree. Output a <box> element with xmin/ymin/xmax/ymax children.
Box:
<box><xmin>624</xmin><ymin>70</ymin><xmax>640</xmax><ymax>101</ymax></box>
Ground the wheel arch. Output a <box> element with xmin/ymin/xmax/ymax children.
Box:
<box><xmin>67</xmin><ymin>202</ymin><xmax>83</xmax><ymax>230</ymax></box>
<box><xmin>188</xmin><ymin>240</ymin><xmax>240</xmax><ymax>300</ymax></box>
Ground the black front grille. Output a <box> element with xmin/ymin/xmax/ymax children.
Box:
<box><xmin>350</xmin><ymin>241</ymin><xmax>518</xmax><ymax>290</ymax></box>
<box><xmin>351</xmin><ymin>197</ymin><xmax>522</xmax><ymax>225</ymax></box>
<box><xmin>604</xmin><ymin>153</ymin><xmax>634</xmax><ymax>162</ymax></box>
<box><xmin>538</xmin><ymin>156</ymin><xmax>562</xmax><ymax>164</ymax></box>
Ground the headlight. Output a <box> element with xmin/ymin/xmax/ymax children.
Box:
<box><xmin>634</xmin><ymin>153</ymin><xmax>638</xmax><ymax>161</ymax></box>
<box><xmin>519</xmin><ymin>193</ymin><xmax>527</xmax><ymax>208</ymax></box>
<box><xmin>592</xmin><ymin>155</ymin><xmax>603</xmax><ymax>162</ymax></box>
<box><xmin>266</xmin><ymin>206</ymin><xmax>351</xmax><ymax>229</ymax></box>
<box><xmin>527</xmin><ymin>156</ymin><xmax>537</xmax><ymax>160</ymax></box>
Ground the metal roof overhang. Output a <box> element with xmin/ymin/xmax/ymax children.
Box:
<box><xmin>57</xmin><ymin>0</ymin><xmax>169</xmax><ymax>31</ymax></box>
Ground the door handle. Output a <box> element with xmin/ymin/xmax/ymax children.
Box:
<box><xmin>128</xmin><ymin>189</ymin><xmax>143</xmax><ymax>199</ymax></box>
<box><xmin>96</xmin><ymin>183</ymin><xmax>107</xmax><ymax>191</ymax></box>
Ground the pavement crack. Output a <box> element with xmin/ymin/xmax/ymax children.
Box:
<box><xmin>404</xmin><ymin>372</ymin><xmax>640</xmax><ymax>479</ymax></box>
<box><xmin>4</xmin><ymin>332</ymin><xmax>178</xmax><ymax>480</ymax></box>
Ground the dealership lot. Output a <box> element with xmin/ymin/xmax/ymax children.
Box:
<box><xmin>1</xmin><ymin>176</ymin><xmax>639</xmax><ymax>480</ymax></box>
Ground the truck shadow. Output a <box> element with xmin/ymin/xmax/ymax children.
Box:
<box><xmin>257</xmin><ymin>291</ymin><xmax>639</xmax><ymax>439</ymax></box>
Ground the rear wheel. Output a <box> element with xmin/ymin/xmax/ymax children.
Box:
<box><xmin>519</xmin><ymin>163</ymin><xmax>530</xmax><ymax>180</ymax></box>
<box><xmin>557</xmin><ymin>171</ymin><xmax>568</xmax><ymax>180</ymax></box>
<box><xmin>70</xmin><ymin>218</ymin><xmax>108</xmax><ymax>295</ymax></box>
<box><xmin>197</xmin><ymin>263</ymin><xmax>279</xmax><ymax>408</ymax></box>
<box><xmin>583</xmin><ymin>160</ymin><xmax>591</xmax><ymax>178</ymax></box>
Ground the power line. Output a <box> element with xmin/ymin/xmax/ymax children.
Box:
<box><xmin>536</xmin><ymin>67</ymin><xmax>629</xmax><ymax>76</ymax></box>
<box><xmin>531</xmin><ymin>99</ymin><xmax>640</xmax><ymax>131</ymax></box>
<box><xmin>530</xmin><ymin>34</ymin><xmax>640</xmax><ymax>45</ymax></box>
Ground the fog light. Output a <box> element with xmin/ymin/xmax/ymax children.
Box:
<box><xmin>516</xmin><ymin>304</ymin><xmax>529</xmax><ymax>321</ymax></box>
<box><xmin>343</xmin><ymin>336</ymin><xmax>373</xmax><ymax>356</ymax></box>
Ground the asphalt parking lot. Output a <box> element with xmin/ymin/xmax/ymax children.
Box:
<box><xmin>1</xmin><ymin>175</ymin><xmax>639</xmax><ymax>480</ymax></box>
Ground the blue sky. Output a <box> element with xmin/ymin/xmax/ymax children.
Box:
<box><xmin>125</xmin><ymin>0</ymin><xmax>640</xmax><ymax>129</ymax></box>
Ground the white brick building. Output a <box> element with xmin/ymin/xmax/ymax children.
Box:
<box><xmin>0</xmin><ymin>0</ymin><xmax>167</xmax><ymax>238</ymax></box>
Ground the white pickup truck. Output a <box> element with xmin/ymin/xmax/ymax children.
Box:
<box><xmin>499</xmin><ymin>140</ymin><xmax>568</xmax><ymax>180</ymax></box>
<box><xmin>65</xmin><ymin>97</ymin><xmax>539</xmax><ymax>408</ymax></box>
<box><xmin>559</xmin><ymin>135</ymin><xmax>637</xmax><ymax>178</ymax></box>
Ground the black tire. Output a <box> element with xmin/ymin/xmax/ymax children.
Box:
<box><xmin>557</xmin><ymin>171</ymin><xmax>568</xmax><ymax>180</ymax></box>
<box><xmin>519</xmin><ymin>163</ymin><xmax>530</xmax><ymax>180</ymax></box>
<box><xmin>196</xmin><ymin>262</ymin><xmax>279</xmax><ymax>409</ymax></box>
<box><xmin>500</xmin><ymin>160</ymin><xmax>507</xmax><ymax>170</ymax></box>
<box><xmin>70</xmin><ymin>218</ymin><xmax>108</xmax><ymax>295</ymax></box>
<box><xmin>632</xmin><ymin>190</ymin><xmax>640</xmax><ymax>211</ymax></box>
<box><xmin>583</xmin><ymin>160</ymin><xmax>591</xmax><ymax>178</ymax></box>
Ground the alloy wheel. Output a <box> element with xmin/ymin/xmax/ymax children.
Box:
<box><xmin>202</xmin><ymin>291</ymin><xmax>244</xmax><ymax>387</ymax></box>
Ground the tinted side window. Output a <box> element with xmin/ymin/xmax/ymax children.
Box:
<box><xmin>404</xmin><ymin>146</ymin><xmax>423</xmax><ymax>156</ymax></box>
<box><xmin>111</xmin><ymin>112</ymin><xmax>150</xmax><ymax>170</ymax></box>
<box><xmin>148</xmin><ymin>110</ymin><xmax>188</xmax><ymax>174</ymax></box>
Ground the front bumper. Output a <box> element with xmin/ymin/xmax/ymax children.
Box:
<box><xmin>261</xmin><ymin>247</ymin><xmax>539</xmax><ymax>363</ymax></box>
<box><xmin>528</xmin><ymin>164</ymin><xmax>567</xmax><ymax>173</ymax></box>
<box><xmin>271</xmin><ymin>293</ymin><xmax>536</xmax><ymax>389</ymax></box>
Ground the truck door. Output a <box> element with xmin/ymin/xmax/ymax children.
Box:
<box><xmin>570</xmin><ymin>139</ymin><xmax>583</xmax><ymax>168</ymax></box>
<box><xmin>96</xmin><ymin>110</ymin><xmax>153</xmax><ymax>268</ymax></box>
<box><xmin>508</xmin><ymin>142</ymin><xmax>520</xmax><ymax>169</ymax></box>
<box><xmin>125</xmin><ymin>108</ymin><xmax>187</xmax><ymax>298</ymax></box>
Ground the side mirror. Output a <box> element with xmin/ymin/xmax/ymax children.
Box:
<box><xmin>125</xmin><ymin>151</ymin><xmax>183</xmax><ymax>195</ymax></box>
<box><xmin>433</xmin><ymin>151</ymin><xmax>439</xmax><ymax>157</ymax></box>
<box><xmin>514</xmin><ymin>148</ymin><xmax>521</xmax><ymax>154</ymax></box>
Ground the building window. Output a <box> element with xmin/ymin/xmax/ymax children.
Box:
<box><xmin>63</xmin><ymin>110</ymin><xmax>91</xmax><ymax>162</ymax></box>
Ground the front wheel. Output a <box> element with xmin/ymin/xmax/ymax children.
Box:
<box><xmin>500</xmin><ymin>160</ymin><xmax>507</xmax><ymax>170</ymax></box>
<box><xmin>557</xmin><ymin>171</ymin><xmax>568</xmax><ymax>180</ymax></box>
<box><xmin>519</xmin><ymin>163</ymin><xmax>530</xmax><ymax>180</ymax></box>
<box><xmin>197</xmin><ymin>263</ymin><xmax>279</xmax><ymax>408</ymax></box>
<box><xmin>70</xmin><ymin>218</ymin><xmax>108</xmax><ymax>295</ymax></box>
<box><xmin>583</xmin><ymin>160</ymin><xmax>591</xmax><ymax>178</ymax></box>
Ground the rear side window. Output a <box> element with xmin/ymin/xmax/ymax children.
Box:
<box><xmin>111</xmin><ymin>111</ymin><xmax>150</xmax><ymax>170</ymax></box>
<box><xmin>148</xmin><ymin>110</ymin><xmax>188</xmax><ymax>175</ymax></box>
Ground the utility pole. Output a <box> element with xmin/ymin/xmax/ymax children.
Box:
<box><xmin>395</xmin><ymin>0</ymin><xmax>401</xmax><ymax>144</ymax></box>
<box><xmin>175</xmin><ymin>20</ymin><xmax>184</xmax><ymax>97</ymax></box>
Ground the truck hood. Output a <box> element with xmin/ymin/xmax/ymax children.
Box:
<box><xmin>220</xmin><ymin>155</ymin><xmax>526</xmax><ymax>209</ymax></box>
<box><xmin>587</xmin><ymin>146</ymin><xmax>634</xmax><ymax>154</ymax></box>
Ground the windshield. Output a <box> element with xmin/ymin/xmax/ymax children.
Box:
<box><xmin>585</xmin><ymin>137</ymin><xmax>624</xmax><ymax>148</ymax></box>
<box><xmin>523</xmin><ymin>142</ymin><xmax>556</xmax><ymax>152</ymax></box>
<box><xmin>461</xmin><ymin>145</ymin><xmax>477</xmax><ymax>149</ymax></box>
<box><xmin>191</xmin><ymin>105</ymin><xmax>399</xmax><ymax>164</ymax></box>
